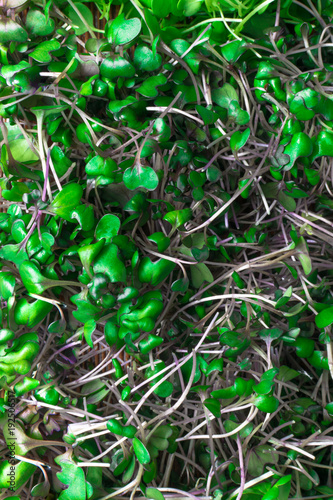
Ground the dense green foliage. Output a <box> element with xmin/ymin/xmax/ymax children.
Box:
<box><xmin>0</xmin><ymin>0</ymin><xmax>333</xmax><ymax>498</ymax></box>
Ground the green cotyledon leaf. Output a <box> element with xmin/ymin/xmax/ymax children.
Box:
<box><xmin>146</xmin><ymin>487</ymin><xmax>165</xmax><ymax>500</ymax></box>
<box><xmin>30</xmin><ymin>39</ymin><xmax>61</xmax><ymax>63</ymax></box>
<box><xmin>170</xmin><ymin>39</ymin><xmax>201</xmax><ymax>74</ymax></box>
<box><xmin>19</xmin><ymin>261</ymin><xmax>74</xmax><ymax>294</ymax></box>
<box><xmin>163</xmin><ymin>209</ymin><xmax>192</xmax><ymax>229</ymax></box>
<box><xmin>0</xmin><ymin>18</ymin><xmax>28</xmax><ymax>43</ymax></box>
<box><xmin>64</xmin><ymin>2</ymin><xmax>94</xmax><ymax>36</ymax></box>
<box><xmin>132</xmin><ymin>438</ymin><xmax>151</xmax><ymax>464</ymax></box>
<box><xmin>100</xmin><ymin>56</ymin><xmax>135</xmax><ymax>80</ymax></box>
<box><xmin>48</xmin><ymin>184</ymin><xmax>83</xmax><ymax>221</ymax></box>
<box><xmin>56</xmin><ymin>460</ymin><xmax>87</xmax><ymax>500</ymax></box>
<box><xmin>190</xmin><ymin>263</ymin><xmax>213</xmax><ymax>288</ymax></box>
<box><xmin>5</xmin><ymin>135</ymin><xmax>38</xmax><ymax>163</ymax></box>
<box><xmin>211</xmin><ymin>83</ymin><xmax>239</xmax><ymax>107</ymax></box>
<box><xmin>151</xmin><ymin>0</ymin><xmax>173</xmax><ymax>17</ymax></box>
<box><xmin>230</xmin><ymin>128</ymin><xmax>250</xmax><ymax>151</ymax></box>
<box><xmin>280</xmin><ymin>132</ymin><xmax>313</xmax><ymax>170</ymax></box>
<box><xmin>138</xmin><ymin>257</ymin><xmax>175</xmax><ymax>286</ymax></box>
<box><xmin>14</xmin><ymin>298</ymin><xmax>53</xmax><ymax>328</ymax></box>
<box><xmin>315</xmin><ymin>306</ymin><xmax>333</xmax><ymax>329</ymax></box>
<box><xmin>134</xmin><ymin>44</ymin><xmax>162</xmax><ymax>72</ymax></box>
<box><xmin>93</xmin><ymin>243</ymin><xmax>126</xmax><ymax>283</ymax></box>
<box><xmin>95</xmin><ymin>214</ymin><xmax>121</xmax><ymax>242</ymax></box>
<box><xmin>26</xmin><ymin>8</ymin><xmax>55</xmax><ymax>36</ymax></box>
<box><xmin>106</xmin><ymin>14</ymin><xmax>141</xmax><ymax>46</ymax></box>
<box><xmin>203</xmin><ymin>398</ymin><xmax>221</xmax><ymax>417</ymax></box>
<box><xmin>123</xmin><ymin>162</ymin><xmax>159</xmax><ymax>191</ymax></box>
<box><xmin>0</xmin><ymin>460</ymin><xmax>36</xmax><ymax>490</ymax></box>
<box><xmin>0</xmin><ymin>272</ymin><xmax>15</xmax><ymax>299</ymax></box>
<box><xmin>83</xmin><ymin>319</ymin><xmax>96</xmax><ymax>348</ymax></box>
<box><xmin>247</xmin><ymin>444</ymin><xmax>278</xmax><ymax>476</ymax></box>
<box><xmin>148</xmin><ymin>232</ymin><xmax>170</xmax><ymax>252</ymax></box>
<box><xmin>178</xmin><ymin>0</ymin><xmax>204</xmax><ymax>15</ymax></box>
<box><xmin>78</xmin><ymin>239</ymin><xmax>105</xmax><ymax>277</ymax></box>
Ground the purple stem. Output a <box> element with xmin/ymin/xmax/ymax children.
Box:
<box><xmin>172</xmin><ymin>353</ymin><xmax>186</xmax><ymax>393</ymax></box>
<box><xmin>201</xmin><ymin>148</ymin><xmax>227</xmax><ymax>171</ymax></box>
<box><xmin>291</xmin><ymin>211</ymin><xmax>333</xmax><ymax>236</ymax></box>
<box><xmin>42</xmin><ymin>149</ymin><xmax>51</xmax><ymax>203</ymax></box>
<box><xmin>48</xmin><ymin>341</ymin><xmax>81</xmax><ymax>364</ymax></box>
<box><xmin>231</xmin><ymin>204</ymin><xmax>240</xmax><ymax>230</ymax></box>
<box><xmin>19</xmin><ymin>211</ymin><xmax>40</xmax><ymax>250</ymax></box>
<box><xmin>20</xmin><ymin>149</ymin><xmax>51</xmax><ymax>250</ymax></box>
<box><xmin>236</xmin><ymin>433</ymin><xmax>246</xmax><ymax>500</ymax></box>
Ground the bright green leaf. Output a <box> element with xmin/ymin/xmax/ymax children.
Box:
<box><xmin>49</xmin><ymin>184</ymin><xmax>83</xmax><ymax>222</ymax></box>
<box><xmin>30</xmin><ymin>40</ymin><xmax>61</xmax><ymax>63</ymax></box>
<box><xmin>107</xmin><ymin>14</ymin><xmax>141</xmax><ymax>45</ymax></box>
<box><xmin>132</xmin><ymin>438</ymin><xmax>151</xmax><ymax>464</ymax></box>
<box><xmin>123</xmin><ymin>162</ymin><xmax>159</xmax><ymax>191</ymax></box>
<box><xmin>230</xmin><ymin>128</ymin><xmax>250</xmax><ymax>151</ymax></box>
<box><xmin>137</xmin><ymin>74</ymin><xmax>168</xmax><ymax>98</ymax></box>
<box><xmin>315</xmin><ymin>306</ymin><xmax>333</xmax><ymax>329</ymax></box>
<box><xmin>95</xmin><ymin>214</ymin><xmax>121</xmax><ymax>242</ymax></box>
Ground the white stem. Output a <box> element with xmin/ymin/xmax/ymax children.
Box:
<box><xmin>37</xmin><ymin>116</ymin><xmax>52</xmax><ymax>201</ymax></box>
<box><xmin>226</xmin><ymin>471</ymin><xmax>275</xmax><ymax>500</ymax></box>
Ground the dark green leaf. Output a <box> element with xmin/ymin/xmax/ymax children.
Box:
<box><xmin>220</xmin><ymin>39</ymin><xmax>247</xmax><ymax>62</ymax></box>
<box><xmin>275</xmin><ymin>286</ymin><xmax>292</xmax><ymax>309</ymax></box>
<box><xmin>205</xmin><ymin>358</ymin><xmax>223</xmax><ymax>376</ymax></box>
<box><xmin>196</xmin><ymin>105</ymin><xmax>216</xmax><ymax>125</ymax></box>
<box><xmin>229</xmin><ymin>101</ymin><xmax>250</xmax><ymax>125</ymax></box>
<box><xmin>171</xmin><ymin>277</ymin><xmax>189</xmax><ymax>292</ymax></box>
<box><xmin>277</xmin><ymin>366</ymin><xmax>300</xmax><ymax>382</ymax></box>
<box><xmin>137</xmin><ymin>75</ymin><xmax>168</xmax><ymax>98</ymax></box>
<box><xmin>78</xmin><ymin>239</ymin><xmax>105</xmax><ymax>277</ymax></box>
<box><xmin>281</xmin><ymin>133</ymin><xmax>313</xmax><ymax>171</ymax></box>
<box><xmin>191</xmin><ymin>263</ymin><xmax>213</xmax><ymax>288</ymax></box>
<box><xmin>0</xmin><ymin>18</ymin><xmax>28</xmax><ymax>43</ymax></box>
<box><xmin>93</xmin><ymin>244</ymin><xmax>126</xmax><ymax>283</ymax></box>
<box><xmin>152</xmin><ymin>0</ymin><xmax>172</xmax><ymax>17</ymax></box>
<box><xmin>71</xmin><ymin>205</ymin><xmax>95</xmax><ymax>232</ymax></box>
<box><xmin>138</xmin><ymin>257</ymin><xmax>175</xmax><ymax>286</ymax></box>
<box><xmin>152</xmin><ymin>118</ymin><xmax>171</xmax><ymax>142</ymax></box>
<box><xmin>134</xmin><ymin>44</ymin><xmax>162</xmax><ymax>72</ymax></box>
<box><xmin>278</xmin><ymin>190</ymin><xmax>296</xmax><ymax>211</ymax></box>
<box><xmin>64</xmin><ymin>3</ymin><xmax>94</xmax><ymax>36</ymax></box>
<box><xmin>212</xmin><ymin>83</ymin><xmax>239</xmax><ymax>108</ymax></box>
<box><xmin>259</xmin><ymin>328</ymin><xmax>283</xmax><ymax>341</ymax></box>
<box><xmin>247</xmin><ymin>445</ymin><xmax>278</xmax><ymax>476</ymax></box>
<box><xmin>203</xmin><ymin>398</ymin><xmax>221</xmax><ymax>417</ymax></box>
<box><xmin>31</xmin><ymin>479</ymin><xmax>50</xmax><ymax>497</ymax></box>
<box><xmin>148</xmin><ymin>232</ymin><xmax>170</xmax><ymax>252</ymax></box>
<box><xmin>100</xmin><ymin>56</ymin><xmax>135</xmax><ymax>80</ymax></box>
<box><xmin>26</xmin><ymin>9</ymin><xmax>55</xmax><ymax>36</ymax></box>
